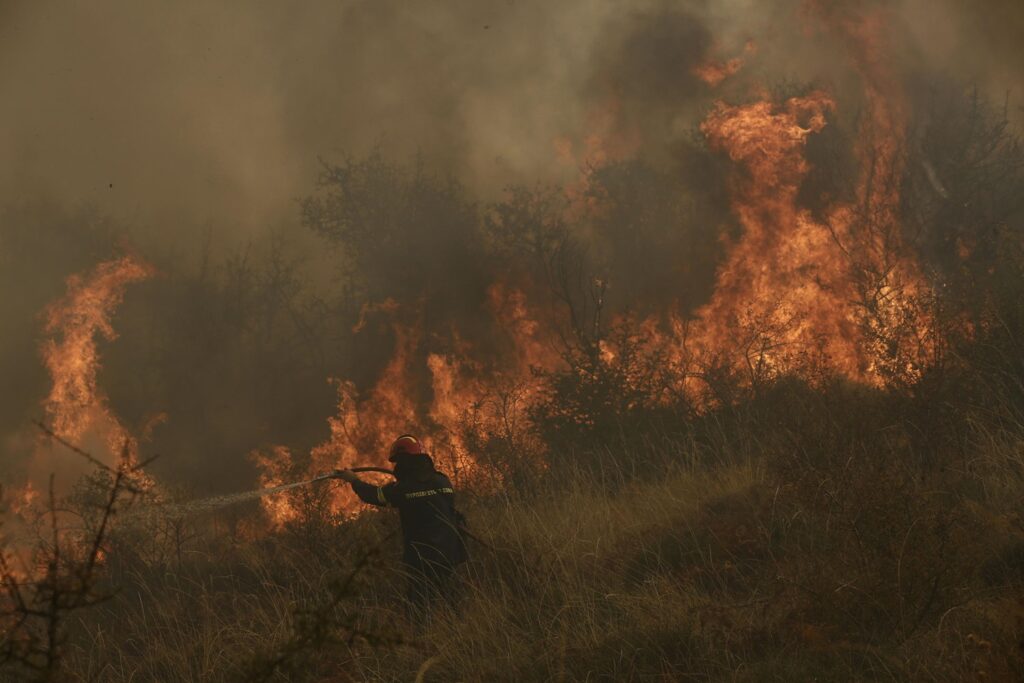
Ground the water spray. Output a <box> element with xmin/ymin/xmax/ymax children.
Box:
<box><xmin>122</xmin><ymin>466</ymin><xmax>395</xmax><ymax>524</ymax></box>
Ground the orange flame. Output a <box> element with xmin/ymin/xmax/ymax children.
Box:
<box><xmin>255</xmin><ymin>310</ymin><xmax>422</xmax><ymax>521</ymax></box>
<box><xmin>629</xmin><ymin>5</ymin><xmax>935</xmax><ymax>394</ymax></box>
<box><xmin>41</xmin><ymin>255</ymin><xmax>154</xmax><ymax>456</ymax></box>
<box><xmin>253</xmin><ymin>4</ymin><xmax>938</xmax><ymax>524</ymax></box>
<box><xmin>250</xmin><ymin>445</ymin><xmax>303</xmax><ymax>524</ymax></box>
<box><xmin>693</xmin><ymin>40</ymin><xmax>757</xmax><ymax>87</ymax></box>
<box><xmin>254</xmin><ymin>283</ymin><xmax>563</xmax><ymax>524</ymax></box>
<box><xmin>689</xmin><ymin>91</ymin><xmax>867</xmax><ymax>383</ymax></box>
<box><xmin>5</xmin><ymin>256</ymin><xmax>156</xmax><ymax>577</ymax></box>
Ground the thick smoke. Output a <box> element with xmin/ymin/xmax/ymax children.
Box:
<box><xmin>1</xmin><ymin>0</ymin><xmax>1021</xmax><ymax>493</ymax></box>
<box><xmin>0</xmin><ymin>1</ymin><xmax>1019</xmax><ymax>231</ymax></box>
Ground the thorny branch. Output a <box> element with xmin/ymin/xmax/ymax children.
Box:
<box><xmin>0</xmin><ymin>422</ymin><xmax>154</xmax><ymax>681</ymax></box>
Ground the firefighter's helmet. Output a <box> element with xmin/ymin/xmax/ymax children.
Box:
<box><xmin>388</xmin><ymin>434</ymin><xmax>425</xmax><ymax>462</ymax></box>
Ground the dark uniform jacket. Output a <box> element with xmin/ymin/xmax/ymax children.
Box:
<box><xmin>350</xmin><ymin>455</ymin><xmax>467</xmax><ymax>570</ymax></box>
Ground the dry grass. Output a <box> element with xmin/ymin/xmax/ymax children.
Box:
<box><xmin>43</xmin><ymin>409</ymin><xmax>1023</xmax><ymax>682</ymax></box>
<box><xmin>2</xmin><ymin>369</ymin><xmax>1020</xmax><ymax>682</ymax></box>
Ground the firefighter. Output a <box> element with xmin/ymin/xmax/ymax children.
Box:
<box><xmin>333</xmin><ymin>435</ymin><xmax>467</xmax><ymax>614</ymax></box>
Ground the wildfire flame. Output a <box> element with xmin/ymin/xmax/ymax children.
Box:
<box><xmin>614</xmin><ymin>4</ymin><xmax>935</xmax><ymax>398</ymax></box>
<box><xmin>41</xmin><ymin>255</ymin><xmax>154</xmax><ymax>450</ymax></box>
<box><xmin>33</xmin><ymin>254</ymin><xmax>158</xmax><ymax>504</ymax></box>
<box><xmin>252</xmin><ymin>4</ymin><xmax>934</xmax><ymax>523</ymax></box>
<box><xmin>255</xmin><ymin>286</ymin><xmax>561</xmax><ymax>522</ymax></box>
<box><xmin>689</xmin><ymin>91</ymin><xmax>864</xmax><ymax>382</ymax></box>
<box><xmin>1</xmin><ymin>255</ymin><xmax>156</xmax><ymax>578</ymax></box>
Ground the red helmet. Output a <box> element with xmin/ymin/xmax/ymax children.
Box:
<box><xmin>388</xmin><ymin>434</ymin><xmax>425</xmax><ymax>462</ymax></box>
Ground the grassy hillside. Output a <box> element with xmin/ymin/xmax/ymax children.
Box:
<box><xmin>44</xmin><ymin>378</ymin><xmax>1024</xmax><ymax>682</ymax></box>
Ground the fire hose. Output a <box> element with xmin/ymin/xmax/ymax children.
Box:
<box><xmin>312</xmin><ymin>466</ymin><xmax>395</xmax><ymax>480</ymax></box>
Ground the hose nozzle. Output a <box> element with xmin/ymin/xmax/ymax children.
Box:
<box><xmin>313</xmin><ymin>469</ymin><xmax>346</xmax><ymax>482</ymax></box>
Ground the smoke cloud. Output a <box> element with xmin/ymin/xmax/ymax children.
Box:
<box><xmin>0</xmin><ymin>1</ymin><xmax>1019</xmax><ymax>230</ymax></box>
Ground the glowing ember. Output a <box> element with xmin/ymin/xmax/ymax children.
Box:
<box><xmin>693</xmin><ymin>40</ymin><xmax>757</xmax><ymax>87</ymax></box>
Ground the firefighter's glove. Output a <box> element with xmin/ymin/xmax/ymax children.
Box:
<box><xmin>333</xmin><ymin>469</ymin><xmax>359</xmax><ymax>483</ymax></box>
